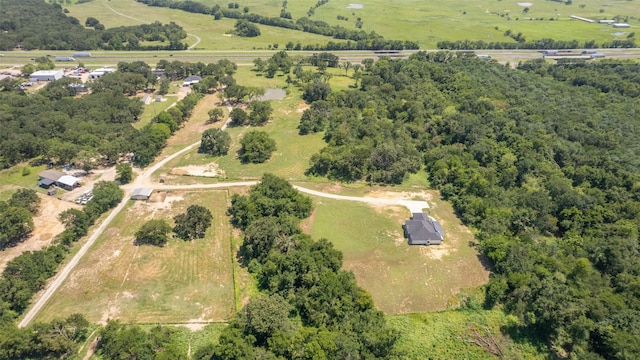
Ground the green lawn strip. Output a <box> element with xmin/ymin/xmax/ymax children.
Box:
<box><xmin>36</xmin><ymin>190</ymin><xmax>235</xmax><ymax>324</ymax></box>
<box><xmin>135</xmin><ymin>97</ymin><xmax>178</xmax><ymax>130</ymax></box>
<box><xmin>309</xmin><ymin>196</ymin><xmax>489</xmax><ymax>314</ymax></box>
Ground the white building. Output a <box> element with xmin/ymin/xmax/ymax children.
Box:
<box><xmin>598</xmin><ymin>20</ymin><xmax>615</xmax><ymax>24</ymax></box>
<box><xmin>613</xmin><ymin>23</ymin><xmax>630</xmax><ymax>28</ymax></box>
<box><xmin>88</xmin><ymin>68</ymin><xmax>116</xmax><ymax>80</ymax></box>
<box><xmin>29</xmin><ymin>70</ymin><xmax>64</xmax><ymax>82</ymax></box>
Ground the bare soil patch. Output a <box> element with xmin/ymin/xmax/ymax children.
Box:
<box><xmin>0</xmin><ymin>194</ymin><xmax>81</xmax><ymax>272</ymax></box>
<box><xmin>171</xmin><ymin>163</ymin><xmax>223</xmax><ymax>178</ymax></box>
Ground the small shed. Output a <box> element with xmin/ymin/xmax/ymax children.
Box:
<box><xmin>403</xmin><ymin>213</ymin><xmax>445</xmax><ymax>246</ymax></box>
<box><xmin>30</xmin><ymin>70</ymin><xmax>64</xmax><ymax>82</ymax></box>
<box><xmin>131</xmin><ymin>188</ymin><xmax>153</xmax><ymax>200</ymax></box>
<box><xmin>57</xmin><ymin>175</ymin><xmax>80</xmax><ymax>190</ymax></box>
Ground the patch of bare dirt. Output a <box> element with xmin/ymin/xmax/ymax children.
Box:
<box><xmin>296</xmin><ymin>102</ymin><xmax>310</xmax><ymax>113</ymax></box>
<box><xmin>366</xmin><ymin>189</ymin><xmax>434</xmax><ymax>202</ymax></box>
<box><xmin>170</xmin><ymin>163</ymin><xmax>223</xmax><ymax>178</ymax></box>
<box><xmin>0</xmin><ymin>194</ymin><xmax>82</xmax><ymax>272</ymax></box>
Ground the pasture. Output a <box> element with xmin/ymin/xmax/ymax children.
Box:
<box><xmin>154</xmin><ymin>67</ymin><xmax>325</xmax><ymax>183</ymax></box>
<box><xmin>63</xmin><ymin>0</ymin><xmax>640</xmax><ymax>49</ymax></box>
<box><xmin>35</xmin><ymin>190</ymin><xmax>237</xmax><ymax>324</ymax></box>
<box><xmin>307</xmin><ymin>191</ymin><xmax>490</xmax><ymax>314</ymax></box>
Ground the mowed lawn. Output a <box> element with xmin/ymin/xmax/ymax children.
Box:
<box><xmin>308</xmin><ymin>192</ymin><xmax>489</xmax><ymax>314</ymax></box>
<box><xmin>36</xmin><ymin>190</ymin><xmax>235</xmax><ymax>324</ymax></box>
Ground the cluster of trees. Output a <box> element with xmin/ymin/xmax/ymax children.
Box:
<box><xmin>0</xmin><ymin>189</ymin><xmax>40</xmax><ymax>250</ymax></box>
<box><xmin>199</xmin><ymin>128</ymin><xmax>231</xmax><ymax>156</ymax></box>
<box><xmin>195</xmin><ymin>174</ymin><xmax>398</xmax><ymax>358</ymax></box>
<box><xmin>96</xmin><ymin>321</ymin><xmax>184</xmax><ymax>359</ymax></box>
<box><xmin>0</xmin><ymin>313</ymin><xmax>91</xmax><ymax>359</ymax></box>
<box><xmin>134</xmin><ymin>0</ymin><xmax>419</xmax><ymax>50</ymax></box>
<box><xmin>297</xmin><ymin>51</ymin><xmax>640</xmax><ymax>357</ymax></box>
<box><xmin>156</xmin><ymin>59</ymin><xmax>237</xmax><ymax>81</ymax></box>
<box><xmin>233</xmin><ymin>19</ymin><xmax>260</xmax><ymax>37</ymax></box>
<box><xmin>520</xmin><ymin>59</ymin><xmax>640</xmax><ymax>98</ymax></box>
<box><xmin>437</xmin><ymin>37</ymin><xmax>636</xmax><ymax>50</ymax></box>
<box><xmin>0</xmin><ymin>181</ymin><xmax>123</xmax><ymax>316</ymax></box>
<box><xmin>136</xmin><ymin>204</ymin><xmax>213</xmax><ymax>245</ymax></box>
<box><xmin>0</xmin><ymin>0</ymin><xmax>188</xmax><ymax>50</ymax></box>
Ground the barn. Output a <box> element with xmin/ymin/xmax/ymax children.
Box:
<box><xmin>29</xmin><ymin>70</ymin><xmax>64</xmax><ymax>82</ymax></box>
<box><xmin>89</xmin><ymin>68</ymin><xmax>116</xmax><ymax>80</ymax></box>
<box><xmin>131</xmin><ymin>188</ymin><xmax>153</xmax><ymax>200</ymax></box>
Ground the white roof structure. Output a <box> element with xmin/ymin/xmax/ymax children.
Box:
<box><xmin>57</xmin><ymin>175</ymin><xmax>79</xmax><ymax>187</ymax></box>
<box><xmin>132</xmin><ymin>188</ymin><xmax>153</xmax><ymax>198</ymax></box>
<box><xmin>31</xmin><ymin>70</ymin><xmax>64</xmax><ymax>77</ymax></box>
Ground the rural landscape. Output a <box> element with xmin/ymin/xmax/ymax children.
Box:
<box><xmin>1</xmin><ymin>0</ymin><xmax>640</xmax><ymax>359</ymax></box>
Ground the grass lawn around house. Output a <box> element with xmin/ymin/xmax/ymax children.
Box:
<box><xmin>308</xmin><ymin>192</ymin><xmax>490</xmax><ymax>314</ymax></box>
<box><xmin>36</xmin><ymin>190</ymin><xmax>237</xmax><ymax>324</ymax></box>
<box><xmin>135</xmin><ymin>97</ymin><xmax>178</xmax><ymax>129</ymax></box>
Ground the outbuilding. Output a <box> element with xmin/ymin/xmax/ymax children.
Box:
<box><xmin>598</xmin><ymin>20</ymin><xmax>615</xmax><ymax>24</ymax></box>
<box><xmin>613</xmin><ymin>23</ymin><xmax>630</xmax><ymax>28</ymax></box>
<box><xmin>73</xmin><ymin>52</ymin><xmax>92</xmax><ymax>58</ymax></box>
<box><xmin>29</xmin><ymin>70</ymin><xmax>64</xmax><ymax>82</ymax></box>
<box><xmin>55</xmin><ymin>56</ymin><xmax>76</xmax><ymax>62</ymax></box>
<box><xmin>182</xmin><ymin>75</ymin><xmax>202</xmax><ymax>87</ymax></box>
<box><xmin>57</xmin><ymin>175</ymin><xmax>80</xmax><ymax>191</ymax></box>
<box><xmin>131</xmin><ymin>188</ymin><xmax>153</xmax><ymax>200</ymax></box>
<box><xmin>38</xmin><ymin>169</ymin><xmax>64</xmax><ymax>188</ymax></box>
<box><xmin>403</xmin><ymin>213</ymin><xmax>445</xmax><ymax>246</ymax></box>
<box><xmin>89</xmin><ymin>68</ymin><xmax>116</xmax><ymax>80</ymax></box>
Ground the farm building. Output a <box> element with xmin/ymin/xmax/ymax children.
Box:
<box><xmin>182</xmin><ymin>75</ymin><xmax>202</xmax><ymax>86</ymax></box>
<box><xmin>73</xmin><ymin>52</ymin><xmax>91</xmax><ymax>57</ymax></box>
<box><xmin>29</xmin><ymin>70</ymin><xmax>64</xmax><ymax>82</ymax></box>
<box><xmin>57</xmin><ymin>175</ymin><xmax>80</xmax><ymax>191</ymax></box>
<box><xmin>403</xmin><ymin>213</ymin><xmax>444</xmax><ymax>246</ymax></box>
<box><xmin>38</xmin><ymin>169</ymin><xmax>64</xmax><ymax>188</ymax></box>
<box><xmin>55</xmin><ymin>56</ymin><xmax>76</xmax><ymax>62</ymax></box>
<box><xmin>89</xmin><ymin>68</ymin><xmax>116</xmax><ymax>80</ymax></box>
<box><xmin>598</xmin><ymin>20</ymin><xmax>615</xmax><ymax>24</ymax></box>
<box><xmin>131</xmin><ymin>188</ymin><xmax>153</xmax><ymax>200</ymax></box>
<box><xmin>613</xmin><ymin>23</ymin><xmax>630</xmax><ymax>28</ymax></box>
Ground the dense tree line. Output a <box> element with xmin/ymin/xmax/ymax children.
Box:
<box><xmin>134</xmin><ymin>0</ymin><xmax>419</xmax><ymax>50</ymax></box>
<box><xmin>198</xmin><ymin>174</ymin><xmax>398</xmax><ymax>358</ymax></box>
<box><xmin>437</xmin><ymin>38</ymin><xmax>636</xmax><ymax>50</ymax></box>
<box><xmin>0</xmin><ymin>0</ymin><xmax>188</xmax><ymax>50</ymax></box>
<box><xmin>297</xmin><ymin>51</ymin><xmax>640</xmax><ymax>358</ymax></box>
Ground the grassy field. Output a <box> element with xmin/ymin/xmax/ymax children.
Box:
<box><xmin>61</xmin><ymin>0</ymin><xmax>640</xmax><ymax>49</ymax></box>
<box><xmin>0</xmin><ymin>164</ymin><xmax>49</xmax><ymax>200</ymax></box>
<box><xmin>307</xmin><ymin>191</ymin><xmax>490</xmax><ymax>314</ymax></box>
<box><xmin>36</xmin><ymin>190</ymin><xmax>236</xmax><ymax>324</ymax></box>
<box><xmin>65</xmin><ymin>0</ymin><xmax>336</xmax><ymax>50</ymax></box>
<box><xmin>154</xmin><ymin>67</ymin><xmax>325</xmax><ymax>182</ymax></box>
<box><xmin>135</xmin><ymin>96</ymin><xmax>178</xmax><ymax>129</ymax></box>
<box><xmin>388</xmin><ymin>306</ymin><xmax>547</xmax><ymax>359</ymax></box>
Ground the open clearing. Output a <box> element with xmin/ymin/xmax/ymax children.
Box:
<box><xmin>0</xmin><ymin>194</ymin><xmax>82</xmax><ymax>273</ymax></box>
<box><xmin>36</xmin><ymin>190</ymin><xmax>235</xmax><ymax>324</ymax></box>
<box><xmin>308</xmin><ymin>191</ymin><xmax>489</xmax><ymax>314</ymax></box>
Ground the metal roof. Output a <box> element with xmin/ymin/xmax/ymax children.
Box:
<box><xmin>57</xmin><ymin>175</ymin><xmax>79</xmax><ymax>187</ymax></box>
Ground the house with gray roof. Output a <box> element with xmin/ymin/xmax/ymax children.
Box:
<box><xmin>38</xmin><ymin>169</ymin><xmax>64</xmax><ymax>188</ymax></box>
<box><xmin>403</xmin><ymin>213</ymin><xmax>444</xmax><ymax>245</ymax></box>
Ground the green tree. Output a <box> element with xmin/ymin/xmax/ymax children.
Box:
<box><xmin>9</xmin><ymin>189</ymin><xmax>40</xmax><ymax>214</ymax></box>
<box><xmin>115</xmin><ymin>163</ymin><xmax>133</xmax><ymax>184</ymax></box>
<box><xmin>158</xmin><ymin>78</ymin><xmax>171</xmax><ymax>95</ymax></box>
<box><xmin>237</xmin><ymin>294</ymin><xmax>294</xmax><ymax>346</ymax></box>
<box><xmin>0</xmin><ymin>206</ymin><xmax>34</xmax><ymax>249</ymax></box>
<box><xmin>207</xmin><ymin>107</ymin><xmax>224</xmax><ymax>123</ymax></box>
<box><xmin>239</xmin><ymin>130</ymin><xmax>276</xmax><ymax>163</ymax></box>
<box><xmin>302</xmin><ymin>80</ymin><xmax>331</xmax><ymax>103</ymax></box>
<box><xmin>230</xmin><ymin>107</ymin><xmax>248</xmax><ymax>126</ymax></box>
<box><xmin>233</xmin><ymin>20</ymin><xmax>261</xmax><ymax>37</ymax></box>
<box><xmin>135</xmin><ymin>219</ymin><xmax>172</xmax><ymax>246</ymax></box>
<box><xmin>248</xmin><ymin>101</ymin><xmax>273</xmax><ymax>126</ymax></box>
<box><xmin>173</xmin><ymin>205</ymin><xmax>213</xmax><ymax>240</ymax></box>
<box><xmin>199</xmin><ymin>128</ymin><xmax>231</xmax><ymax>156</ymax></box>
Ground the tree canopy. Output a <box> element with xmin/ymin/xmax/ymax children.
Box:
<box><xmin>239</xmin><ymin>130</ymin><xmax>276</xmax><ymax>164</ymax></box>
<box><xmin>135</xmin><ymin>219</ymin><xmax>173</xmax><ymax>246</ymax></box>
<box><xmin>173</xmin><ymin>205</ymin><xmax>213</xmax><ymax>240</ymax></box>
<box><xmin>199</xmin><ymin>128</ymin><xmax>231</xmax><ymax>156</ymax></box>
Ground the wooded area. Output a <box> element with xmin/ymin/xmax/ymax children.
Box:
<box><xmin>296</xmin><ymin>52</ymin><xmax>640</xmax><ymax>358</ymax></box>
<box><xmin>0</xmin><ymin>0</ymin><xmax>188</xmax><ymax>50</ymax></box>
